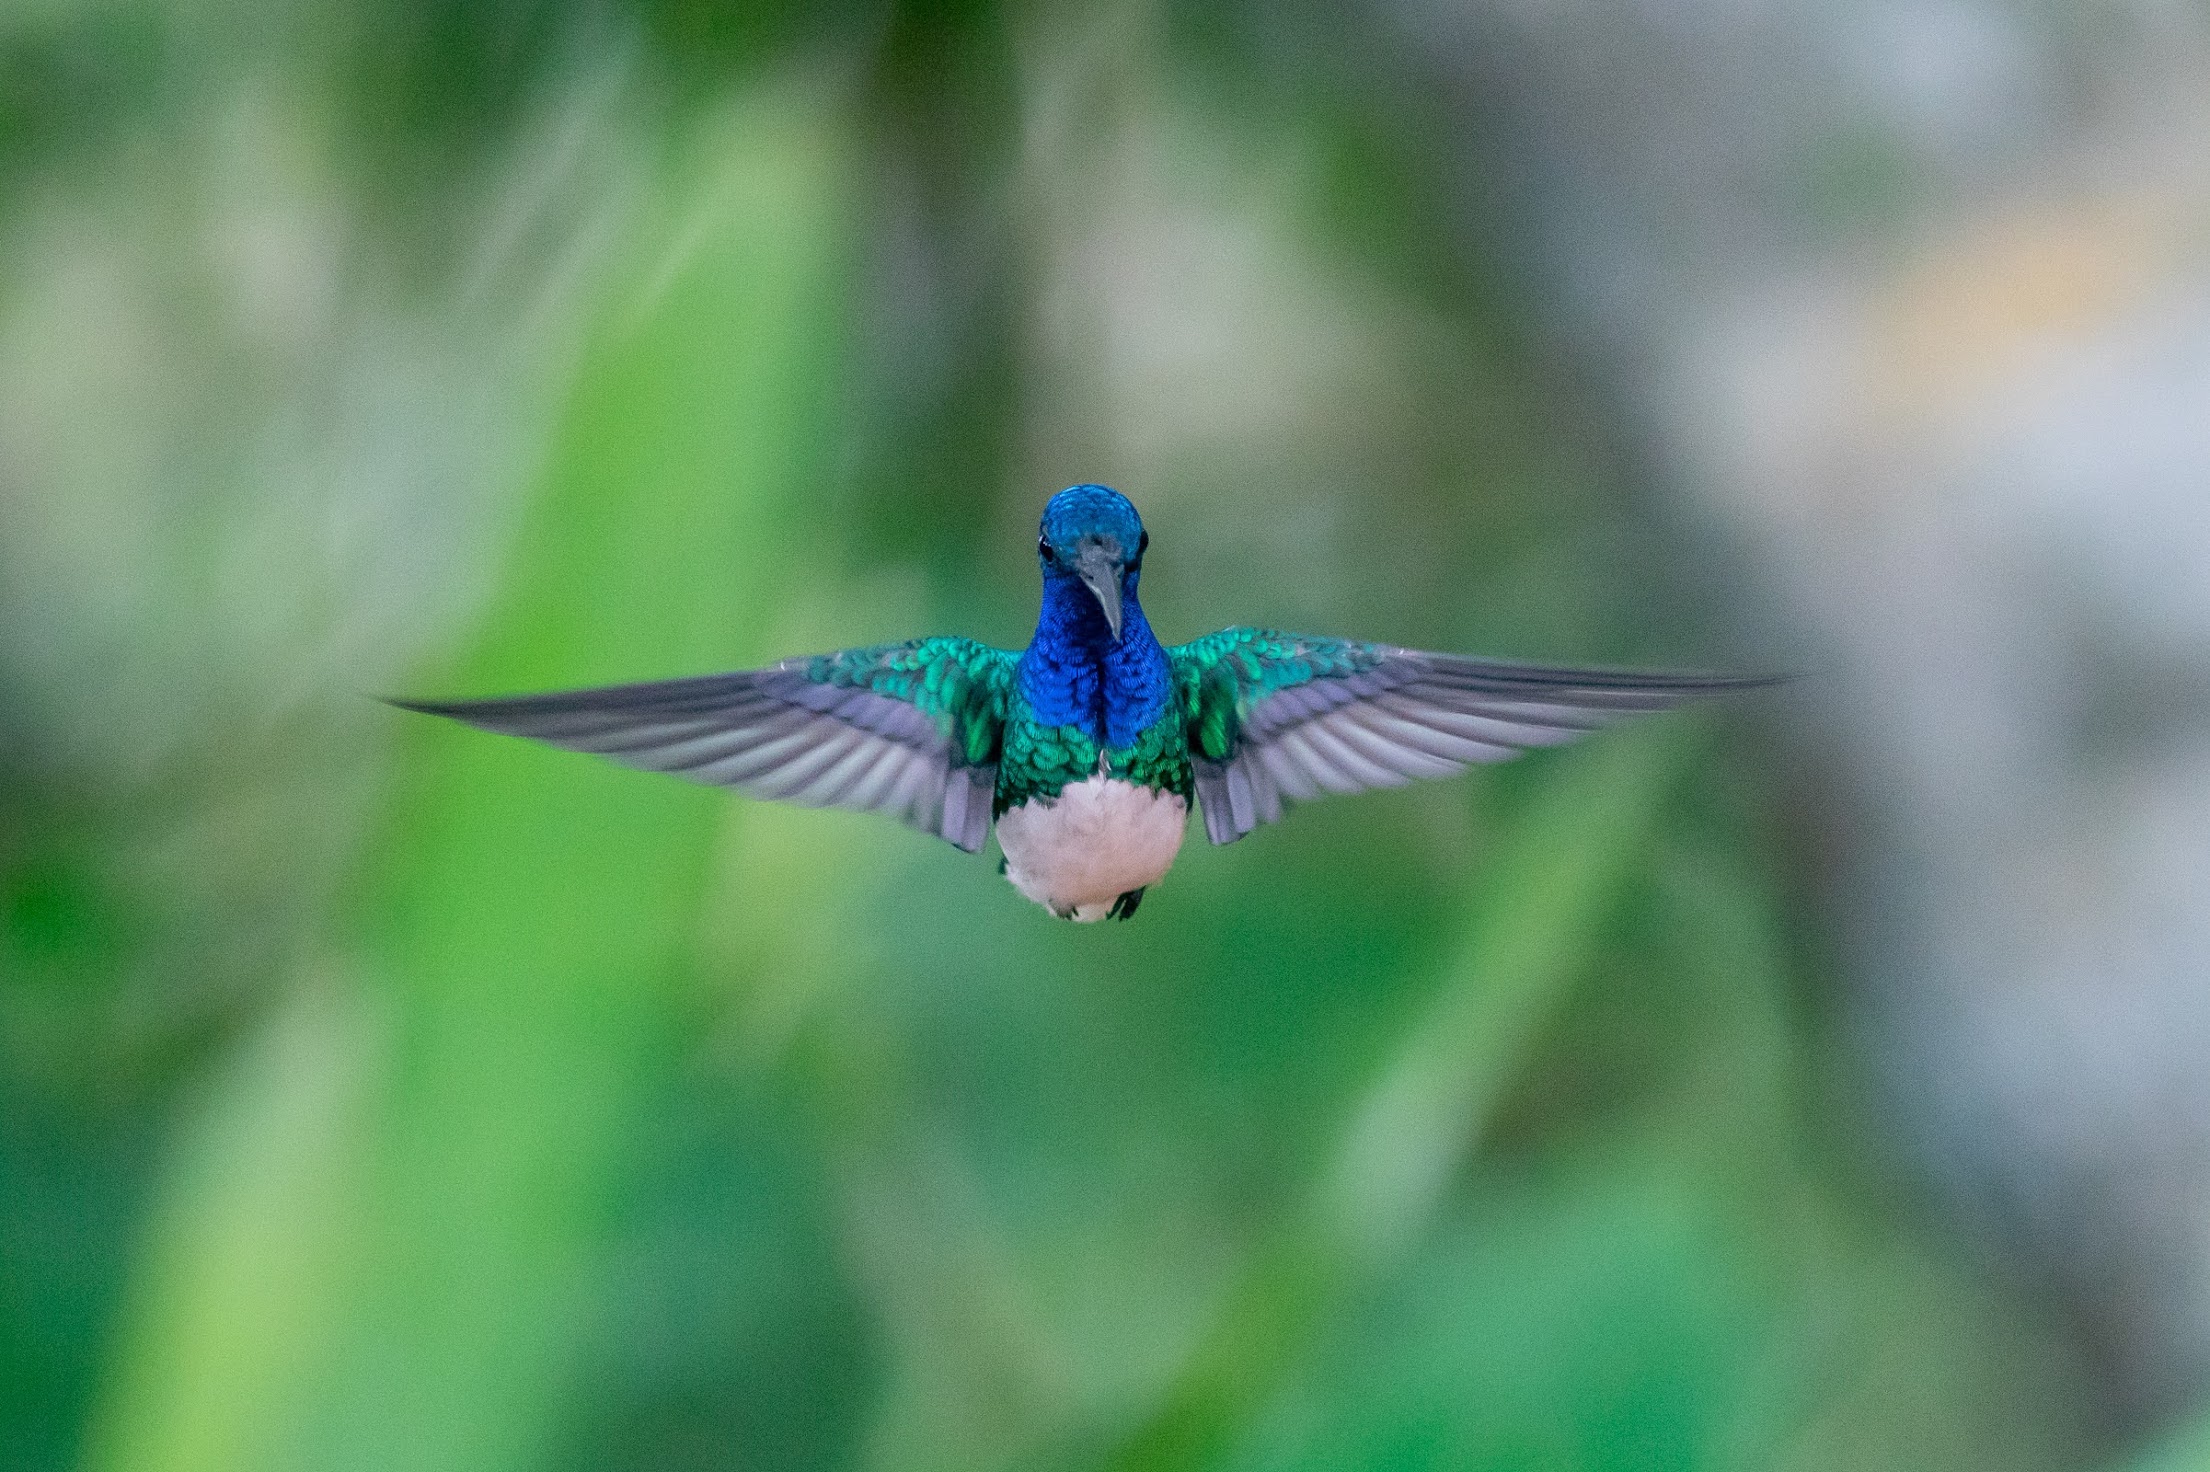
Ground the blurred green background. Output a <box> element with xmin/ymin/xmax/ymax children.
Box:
<box><xmin>4</xmin><ymin>3</ymin><xmax>2206</xmax><ymax>1471</ymax></box>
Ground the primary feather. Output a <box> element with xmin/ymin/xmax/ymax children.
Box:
<box><xmin>1170</xmin><ymin>629</ymin><xmax>1774</xmax><ymax>846</ymax></box>
<box><xmin>391</xmin><ymin>638</ymin><xmax>1014</xmax><ymax>852</ymax></box>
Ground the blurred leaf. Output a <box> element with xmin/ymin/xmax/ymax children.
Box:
<box><xmin>77</xmin><ymin>981</ymin><xmax>374</xmax><ymax>1472</ymax></box>
<box><xmin>80</xmin><ymin>79</ymin><xmax>861</xmax><ymax>1472</ymax></box>
<box><xmin>2122</xmin><ymin>1414</ymin><xmax>2210</xmax><ymax>1472</ymax></box>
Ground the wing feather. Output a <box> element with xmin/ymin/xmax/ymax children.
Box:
<box><xmin>1256</xmin><ymin>737</ymin><xmax>1320</xmax><ymax>802</ymax></box>
<box><xmin>834</xmin><ymin>743</ymin><xmax>909</xmax><ymax>815</ymax></box>
<box><xmin>1226</xmin><ymin>760</ymin><xmax>1259</xmax><ymax>831</ymax></box>
<box><xmin>757</xmin><ymin>726</ymin><xmax>870</xmax><ymax>803</ymax></box>
<box><xmin>1299</xmin><ymin>719</ymin><xmax>1409</xmax><ymax>791</ymax></box>
<box><xmin>1333</xmin><ymin>707</ymin><xmax>1464</xmax><ymax>779</ymax></box>
<box><xmin>1171</xmin><ymin>630</ymin><xmax>1774</xmax><ymax>844</ymax></box>
<box><xmin>391</xmin><ymin>639</ymin><xmax>1014</xmax><ymax>852</ymax></box>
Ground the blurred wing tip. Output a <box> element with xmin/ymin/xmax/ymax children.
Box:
<box><xmin>381</xmin><ymin>693</ymin><xmax>551</xmax><ymax>731</ymax></box>
<box><xmin>1677</xmin><ymin>669</ymin><xmax>1796</xmax><ymax>694</ymax></box>
<box><xmin>1420</xmin><ymin>654</ymin><xmax>1796</xmax><ymax>695</ymax></box>
<box><xmin>382</xmin><ymin>694</ymin><xmax>468</xmax><ymax>718</ymax></box>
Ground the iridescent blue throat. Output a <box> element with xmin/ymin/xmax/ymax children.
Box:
<box><xmin>1016</xmin><ymin>565</ymin><xmax>1172</xmax><ymax>749</ymax></box>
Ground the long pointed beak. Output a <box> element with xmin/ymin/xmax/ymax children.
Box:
<box><xmin>1073</xmin><ymin>544</ymin><xmax>1124</xmax><ymax>641</ymax></box>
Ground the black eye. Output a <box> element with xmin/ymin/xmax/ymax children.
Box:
<box><xmin>1038</xmin><ymin>536</ymin><xmax>1052</xmax><ymax>559</ymax></box>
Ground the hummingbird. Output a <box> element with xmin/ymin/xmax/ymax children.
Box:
<box><xmin>395</xmin><ymin>484</ymin><xmax>1767</xmax><ymax>921</ymax></box>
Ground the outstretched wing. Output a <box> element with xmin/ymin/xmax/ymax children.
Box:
<box><xmin>391</xmin><ymin>638</ymin><xmax>1015</xmax><ymax>852</ymax></box>
<box><xmin>1169</xmin><ymin>629</ymin><xmax>1773</xmax><ymax>846</ymax></box>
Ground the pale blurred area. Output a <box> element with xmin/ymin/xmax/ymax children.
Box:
<box><xmin>6</xmin><ymin>3</ymin><xmax>2210</xmax><ymax>1471</ymax></box>
<box><xmin>1382</xmin><ymin>0</ymin><xmax>2210</xmax><ymax>1421</ymax></box>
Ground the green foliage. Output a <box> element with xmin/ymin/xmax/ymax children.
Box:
<box><xmin>76</xmin><ymin>86</ymin><xmax>863</xmax><ymax>1472</ymax></box>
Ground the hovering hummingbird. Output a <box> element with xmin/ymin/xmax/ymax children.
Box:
<box><xmin>396</xmin><ymin>484</ymin><xmax>1767</xmax><ymax>921</ymax></box>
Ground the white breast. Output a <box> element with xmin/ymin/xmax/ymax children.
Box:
<box><xmin>995</xmin><ymin>776</ymin><xmax>1189</xmax><ymax>921</ymax></box>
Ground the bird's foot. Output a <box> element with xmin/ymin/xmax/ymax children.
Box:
<box><xmin>1107</xmin><ymin>888</ymin><xmax>1145</xmax><ymax>921</ymax></box>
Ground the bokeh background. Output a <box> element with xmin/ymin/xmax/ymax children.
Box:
<box><xmin>6</xmin><ymin>3</ymin><xmax>2210</xmax><ymax>1470</ymax></box>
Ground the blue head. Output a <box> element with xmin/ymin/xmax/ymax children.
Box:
<box><xmin>1037</xmin><ymin>484</ymin><xmax>1148</xmax><ymax>643</ymax></box>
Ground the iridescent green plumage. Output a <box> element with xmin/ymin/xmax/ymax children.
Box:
<box><xmin>1169</xmin><ymin>629</ymin><xmax>1386</xmax><ymax>767</ymax></box>
<box><xmin>993</xmin><ymin>630</ymin><xmax>1379</xmax><ymax>815</ymax></box>
<box><xmin>995</xmin><ymin>695</ymin><xmax>1193</xmax><ymax>815</ymax></box>
<box><xmin>805</xmin><ymin>637</ymin><xmax>1013</xmax><ymax>770</ymax></box>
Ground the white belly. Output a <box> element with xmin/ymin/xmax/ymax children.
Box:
<box><xmin>995</xmin><ymin>776</ymin><xmax>1189</xmax><ymax>921</ymax></box>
